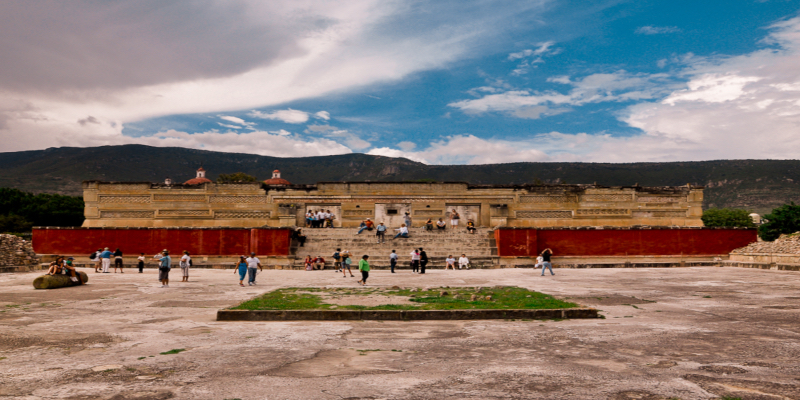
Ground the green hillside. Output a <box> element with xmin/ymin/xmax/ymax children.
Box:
<box><xmin>1</xmin><ymin>145</ymin><xmax>798</xmax><ymax>214</ymax></box>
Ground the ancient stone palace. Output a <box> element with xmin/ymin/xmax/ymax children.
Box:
<box><xmin>81</xmin><ymin>168</ymin><xmax>704</xmax><ymax>228</ymax></box>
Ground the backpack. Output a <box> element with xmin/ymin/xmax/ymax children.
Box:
<box><xmin>333</xmin><ymin>252</ymin><xmax>340</xmax><ymax>260</ymax></box>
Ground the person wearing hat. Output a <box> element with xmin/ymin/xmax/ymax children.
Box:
<box><xmin>376</xmin><ymin>222</ymin><xmax>387</xmax><ymax>243</ymax></box>
<box><xmin>246</xmin><ymin>252</ymin><xmax>261</xmax><ymax>286</ymax></box>
<box><xmin>357</xmin><ymin>254</ymin><xmax>370</xmax><ymax>286</ymax></box>
<box><xmin>158</xmin><ymin>250</ymin><xmax>172</xmax><ymax>288</ymax></box>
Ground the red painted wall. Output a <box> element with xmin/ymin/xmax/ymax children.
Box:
<box><xmin>495</xmin><ymin>228</ymin><xmax>757</xmax><ymax>257</ymax></box>
<box><xmin>32</xmin><ymin>228</ymin><xmax>292</xmax><ymax>256</ymax></box>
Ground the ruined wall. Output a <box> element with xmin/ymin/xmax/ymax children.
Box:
<box><xmin>82</xmin><ymin>181</ymin><xmax>704</xmax><ymax>229</ymax></box>
<box><xmin>32</xmin><ymin>228</ymin><xmax>292</xmax><ymax>257</ymax></box>
<box><xmin>0</xmin><ymin>234</ymin><xmax>40</xmax><ymax>267</ymax></box>
<box><xmin>495</xmin><ymin>227</ymin><xmax>758</xmax><ymax>257</ymax></box>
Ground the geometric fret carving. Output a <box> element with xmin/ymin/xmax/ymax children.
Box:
<box><xmin>632</xmin><ymin>210</ymin><xmax>686</xmax><ymax>218</ymax></box>
<box><xmin>581</xmin><ymin>194</ymin><xmax>633</xmax><ymax>202</ymax></box>
<box><xmin>215</xmin><ymin>211</ymin><xmax>271</xmax><ymax>219</ymax></box>
<box><xmin>99</xmin><ymin>211</ymin><xmax>154</xmax><ymax>218</ymax></box>
<box><xmin>519</xmin><ymin>196</ymin><xmax>576</xmax><ymax>203</ymax></box>
<box><xmin>101</xmin><ymin>184</ymin><xmax>151</xmax><ymax>190</ymax></box>
<box><xmin>99</xmin><ymin>195</ymin><xmax>151</xmax><ymax>204</ymax></box>
<box><xmin>343</xmin><ymin>210</ymin><xmax>372</xmax><ymax>217</ymax></box>
<box><xmin>575</xmin><ymin>209</ymin><xmax>629</xmax><ymax>215</ymax></box>
<box><xmin>158</xmin><ymin>210</ymin><xmax>211</xmax><ymax>217</ymax></box>
<box><xmin>209</xmin><ymin>195</ymin><xmax>266</xmax><ymax>204</ymax></box>
<box><xmin>154</xmin><ymin>194</ymin><xmax>206</xmax><ymax>201</ymax></box>
<box><xmin>637</xmin><ymin>196</ymin><xmax>684</xmax><ymax>203</ymax></box>
<box><xmin>516</xmin><ymin>210</ymin><xmax>573</xmax><ymax>218</ymax></box>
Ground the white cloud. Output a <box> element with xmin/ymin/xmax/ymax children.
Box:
<box><xmin>636</xmin><ymin>26</ymin><xmax>681</xmax><ymax>35</ymax></box>
<box><xmin>217</xmin><ymin>123</ymin><xmax>243</xmax><ymax>129</ymax></box>
<box><xmin>314</xmin><ymin>111</ymin><xmax>330</xmax><ymax>120</ymax></box>
<box><xmin>368</xmin><ymin>134</ymin><xmax>549</xmax><ymax>164</ymax></box>
<box><xmin>396</xmin><ymin>141</ymin><xmax>416</xmax><ymax>151</ymax></box>
<box><xmin>270</xmin><ymin>129</ymin><xmax>293</xmax><ymax>136</ymax></box>
<box><xmin>249</xmin><ymin>109</ymin><xmax>310</xmax><ymax>124</ymax></box>
<box><xmin>219</xmin><ymin>116</ymin><xmax>248</xmax><ymax>125</ymax></box>
<box><xmin>508</xmin><ymin>41</ymin><xmax>558</xmax><ymax>75</ymax></box>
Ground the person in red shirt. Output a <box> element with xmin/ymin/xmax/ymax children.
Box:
<box><xmin>314</xmin><ymin>256</ymin><xmax>326</xmax><ymax>270</ymax></box>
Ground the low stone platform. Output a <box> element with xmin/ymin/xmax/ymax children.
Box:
<box><xmin>217</xmin><ymin>308</ymin><xmax>598</xmax><ymax>321</ymax></box>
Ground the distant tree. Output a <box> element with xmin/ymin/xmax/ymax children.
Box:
<box><xmin>701</xmin><ymin>208</ymin><xmax>756</xmax><ymax>228</ymax></box>
<box><xmin>216</xmin><ymin>172</ymin><xmax>257</xmax><ymax>183</ymax></box>
<box><xmin>758</xmin><ymin>202</ymin><xmax>800</xmax><ymax>241</ymax></box>
<box><xmin>0</xmin><ymin>214</ymin><xmax>33</xmax><ymax>233</ymax></box>
<box><xmin>0</xmin><ymin>188</ymin><xmax>84</xmax><ymax>229</ymax></box>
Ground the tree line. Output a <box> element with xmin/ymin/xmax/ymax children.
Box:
<box><xmin>0</xmin><ymin>188</ymin><xmax>84</xmax><ymax>233</ymax></box>
<box><xmin>702</xmin><ymin>204</ymin><xmax>800</xmax><ymax>241</ymax></box>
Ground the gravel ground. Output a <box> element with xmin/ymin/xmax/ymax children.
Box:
<box><xmin>1</xmin><ymin>267</ymin><xmax>799</xmax><ymax>400</ymax></box>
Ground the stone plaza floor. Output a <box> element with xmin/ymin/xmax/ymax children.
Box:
<box><xmin>1</xmin><ymin>267</ymin><xmax>799</xmax><ymax>399</ymax></box>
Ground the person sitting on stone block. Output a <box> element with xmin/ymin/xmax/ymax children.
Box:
<box><xmin>47</xmin><ymin>256</ymin><xmax>65</xmax><ymax>276</ymax></box>
<box><xmin>63</xmin><ymin>257</ymin><xmax>84</xmax><ymax>284</ymax></box>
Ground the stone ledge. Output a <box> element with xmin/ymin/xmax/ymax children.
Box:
<box><xmin>723</xmin><ymin>261</ymin><xmax>800</xmax><ymax>272</ymax></box>
<box><xmin>216</xmin><ymin>308</ymin><xmax>598</xmax><ymax>321</ymax></box>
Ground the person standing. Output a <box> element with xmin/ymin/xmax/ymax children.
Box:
<box><xmin>326</xmin><ymin>209</ymin><xmax>334</xmax><ymax>228</ymax></box>
<box><xmin>137</xmin><ymin>253</ymin><xmax>145</xmax><ymax>273</ymax></box>
<box><xmin>180</xmin><ymin>250</ymin><xmax>191</xmax><ymax>282</ymax></box>
<box><xmin>113</xmin><ymin>248</ymin><xmax>124</xmax><ymax>273</ymax></box>
<box><xmin>403</xmin><ymin>212</ymin><xmax>412</xmax><ymax>228</ymax></box>
<box><xmin>540</xmin><ymin>248</ymin><xmax>555</xmax><ymax>276</ymax></box>
<box><xmin>410</xmin><ymin>249</ymin><xmax>420</xmax><ymax>273</ymax></box>
<box><xmin>292</xmin><ymin>228</ymin><xmax>306</xmax><ymax>247</ymax></box>
<box><xmin>159</xmin><ymin>250</ymin><xmax>171</xmax><ymax>288</ymax></box>
<box><xmin>341</xmin><ymin>249</ymin><xmax>355</xmax><ymax>278</ymax></box>
<box><xmin>357</xmin><ymin>255</ymin><xmax>370</xmax><ymax>286</ymax></box>
<box><xmin>246</xmin><ymin>252</ymin><xmax>261</xmax><ymax>285</ymax></box>
<box><xmin>389</xmin><ymin>250</ymin><xmax>398</xmax><ymax>273</ymax></box>
<box><xmin>332</xmin><ymin>248</ymin><xmax>342</xmax><ymax>272</ymax></box>
<box><xmin>100</xmin><ymin>247</ymin><xmax>112</xmax><ymax>273</ymax></box>
<box><xmin>445</xmin><ymin>255</ymin><xmax>456</xmax><ymax>270</ymax></box>
<box><xmin>419</xmin><ymin>248</ymin><xmax>428</xmax><ymax>274</ymax></box>
<box><xmin>458</xmin><ymin>253</ymin><xmax>469</xmax><ymax>270</ymax></box>
<box><xmin>91</xmin><ymin>248</ymin><xmax>102</xmax><ymax>273</ymax></box>
<box><xmin>235</xmin><ymin>256</ymin><xmax>248</xmax><ymax>287</ymax></box>
<box><xmin>450</xmin><ymin>209</ymin><xmax>460</xmax><ymax>229</ymax></box>
<box><xmin>376</xmin><ymin>222</ymin><xmax>387</xmax><ymax>243</ymax></box>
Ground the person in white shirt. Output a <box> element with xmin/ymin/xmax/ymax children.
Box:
<box><xmin>316</xmin><ymin>211</ymin><xmax>325</xmax><ymax>228</ymax></box>
<box><xmin>410</xmin><ymin>249</ymin><xmax>421</xmax><ymax>273</ymax></box>
<box><xmin>137</xmin><ymin>253</ymin><xmax>146</xmax><ymax>273</ymax></box>
<box><xmin>180</xmin><ymin>250</ymin><xmax>192</xmax><ymax>282</ymax></box>
<box><xmin>445</xmin><ymin>255</ymin><xmax>456</xmax><ymax>270</ymax></box>
<box><xmin>458</xmin><ymin>254</ymin><xmax>469</xmax><ymax>270</ymax></box>
<box><xmin>246</xmin><ymin>252</ymin><xmax>262</xmax><ymax>285</ymax></box>
<box><xmin>534</xmin><ymin>255</ymin><xmax>544</xmax><ymax>270</ymax></box>
<box><xmin>392</xmin><ymin>224</ymin><xmax>409</xmax><ymax>239</ymax></box>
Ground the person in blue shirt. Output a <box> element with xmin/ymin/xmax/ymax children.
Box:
<box><xmin>235</xmin><ymin>256</ymin><xmax>248</xmax><ymax>287</ymax></box>
<box><xmin>158</xmin><ymin>250</ymin><xmax>172</xmax><ymax>288</ymax></box>
<box><xmin>100</xmin><ymin>247</ymin><xmax>113</xmax><ymax>273</ymax></box>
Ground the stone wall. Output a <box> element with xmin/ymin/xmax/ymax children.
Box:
<box><xmin>0</xmin><ymin>234</ymin><xmax>40</xmax><ymax>267</ymax></box>
<box><xmin>81</xmin><ymin>181</ymin><xmax>704</xmax><ymax>229</ymax></box>
<box><xmin>729</xmin><ymin>233</ymin><xmax>800</xmax><ymax>264</ymax></box>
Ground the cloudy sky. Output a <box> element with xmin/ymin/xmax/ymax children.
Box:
<box><xmin>1</xmin><ymin>0</ymin><xmax>799</xmax><ymax>164</ymax></box>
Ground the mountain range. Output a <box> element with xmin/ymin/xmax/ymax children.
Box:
<box><xmin>1</xmin><ymin>145</ymin><xmax>798</xmax><ymax>215</ymax></box>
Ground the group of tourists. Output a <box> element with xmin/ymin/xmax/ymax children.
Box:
<box><xmin>148</xmin><ymin>249</ymin><xmax>193</xmax><ymax>287</ymax></box>
<box><xmin>46</xmin><ymin>256</ymin><xmax>85</xmax><ymax>284</ymax></box>
<box><xmin>89</xmin><ymin>247</ymin><xmax>125</xmax><ymax>273</ymax></box>
<box><xmin>306</xmin><ymin>209</ymin><xmax>335</xmax><ymax>228</ymax></box>
<box><xmin>235</xmin><ymin>252</ymin><xmax>262</xmax><ymax>287</ymax></box>
<box><xmin>353</xmin><ymin>209</ymin><xmax>476</xmax><ymax>241</ymax></box>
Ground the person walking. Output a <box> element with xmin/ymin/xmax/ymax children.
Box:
<box><xmin>235</xmin><ymin>256</ymin><xmax>248</xmax><ymax>287</ymax></box>
<box><xmin>419</xmin><ymin>248</ymin><xmax>428</xmax><ymax>274</ymax></box>
<box><xmin>158</xmin><ymin>250</ymin><xmax>171</xmax><ymax>288</ymax></box>
<box><xmin>450</xmin><ymin>209</ymin><xmax>460</xmax><ymax>229</ymax></box>
<box><xmin>540</xmin><ymin>248</ymin><xmax>555</xmax><ymax>276</ymax></box>
<box><xmin>91</xmin><ymin>248</ymin><xmax>102</xmax><ymax>273</ymax></box>
<box><xmin>445</xmin><ymin>255</ymin><xmax>456</xmax><ymax>270</ymax></box>
<box><xmin>332</xmin><ymin>248</ymin><xmax>342</xmax><ymax>272</ymax></box>
<box><xmin>376</xmin><ymin>222</ymin><xmax>387</xmax><ymax>243</ymax></box>
<box><xmin>246</xmin><ymin>252</ymin><xmax>261</xmax><ymax>285</ymax></box>
<box><xmin>389</xmin><ymin>250</ymin><xmax>398</xmax><ymax>273</ymax></box>
<box><xmin>113</xmin><ymin>248</ymin><xmax>124</xmax><ymax>273</ymax></box>
<box><xmin>180</xmin><ymin>250</ymin><xmax>191</xmax><ymax>282</ymax></box>
<box><xmin>357</xmin><ymin>255</ymin><xmax>370</xmax><ymax>286</ymax></box>
<box><xmin>137</xmin><ymin>253</ymin><xmax>145</xmax><ymax>273</ymax></box>
<box><xmin>458</xmin><ymin>253</ymin><xmax>469</xmax><ymax>270</ymax></box>
<box><xmin>410</xmin><ymin>249</ymin><xmax>420</xmax><ymax>273</ymax></box>
<box><xmin>341</xmin><ymin>249</ymin><xmax>355</xmax><ymax>277</ymax></box>
<box><xmin>392</xmin><ymin>224</ymin><xmax>409</xmax><ymax>239</ymax></box>
<box><xmin>100</xmin><ymin>247</ymin><xmax>112</xmax><ymax>273</ymax></box>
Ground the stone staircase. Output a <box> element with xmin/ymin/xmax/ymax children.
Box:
<box><xmin>291</xmin><ymin>227</ymin><xmax>498</xmax><ymax>270</ymax></box>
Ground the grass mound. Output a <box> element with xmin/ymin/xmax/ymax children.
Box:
<box><xmin>231</xmin><ymin>286</ymin><xmax>578</xmax><ymax>311</ymax></box>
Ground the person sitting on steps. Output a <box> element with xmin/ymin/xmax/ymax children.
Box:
<box><xmin>357</xmin><ymin>218</ymin><xmax>374</xmax><ymax>234</ymax></box>
<box><xmin>424</xmin><ymin>218</ymin><xmax>434</xmax><ymax>231</ymax></box>
<box><xmin>292</xmin><ymin>228</ymin><xmax>306</xmax><ymax>247</ymax></box>
<box><xmin>436</xmin><ymin>218</ymin><xmax>446</xmax><ymax>231</ymax></box>
<box><xmin>466</xmin><ymin>219</ymin><xmax>477</xmax><ymax>234</ymax></box>
<box><xmin>393</xmin><ymin>223</ymin><xmax>409</xmax><ymax>239</ymax></box>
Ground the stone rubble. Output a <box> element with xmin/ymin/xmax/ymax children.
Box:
<box><xmin>0</xmin><ymin>234</ymin><xmax>40</xmax><ymax>267</ymax></box>
<box><xmin>731</xmin><ymin>233</ymin><xmax>800</xmax><ymax>255</ymax></box>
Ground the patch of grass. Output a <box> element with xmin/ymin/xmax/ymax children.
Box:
<box><xmin>159</xmin><ymin>349</ymin><xmax>186</xmax><ymax>355</ymax></box>
<box><xmin>0</xmin><ymin>357</ymin><xmax>6</xmax><ymax>361</ymax></box>
<box><xmin>719</xmin><ymin>397</ymin><xmax>742</xmax><ymax>400</ymax></box>
<box><xmin>703</xmin><ymin>296</ymin><xmax>712</xmax><ymax>298</ymax></box>
<box><xmin>5</xmin><ymin>304</ymin><xmax>20</xmax><ymax>308</ymax></box>
<box><xmin>631</xmin><ymin>305</ymin><xmax>640</xmax><ymax>309</ymax></box>
<box><xmin>230</xmin><ymin>287</ymin><xmax>579</xmax><ymax>311</ymax></box>
<box><xmin>137</xmin><ymin>357</ymin><xmax>146</xmax><ymax>360</ymax></box>
<box><xmin>126</xmin><ymin>367</ymin><xmax>136</xmax><ymax>372</ymax></box>
<box><xmin>391</xmin><ymin>349</ymin><xmax>402</xmax><ymax>352</ymax></box>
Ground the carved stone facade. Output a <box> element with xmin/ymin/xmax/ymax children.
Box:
<box><xmin>82</xmin><ymin>181</ymin><xmax>703</xmax><ymax>228</ymax></box>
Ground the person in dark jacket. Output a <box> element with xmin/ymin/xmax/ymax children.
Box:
<box><xmin>419</xmin><ymin>248</ymin><xmax>428</xmax><ymax>274</ymax></box>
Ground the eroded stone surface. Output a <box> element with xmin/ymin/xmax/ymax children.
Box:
<box><xmin>1</xmin><ymin>267</ymin><xmax>799</xmax><ymax>399</ymax></box>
